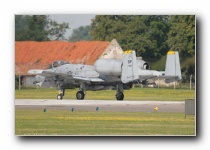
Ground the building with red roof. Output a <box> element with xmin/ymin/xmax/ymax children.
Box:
<box><xmin>15</xmin><ymin>39</ymin><xmax>124</xmax><ymax>87</ymax></box>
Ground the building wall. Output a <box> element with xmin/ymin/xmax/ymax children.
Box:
<box><xmin>100</xmin><ymin>39</ymin><xmax>124</xmax><ymax>59</ymax></box>
<box><xmin>22</xmin><ymin>76</ymin><xmax>36</xmax><ymax>87</ymax></box>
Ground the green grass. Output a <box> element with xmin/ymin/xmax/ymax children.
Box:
<box><xmin>15</xmin><ymin>87</ymin><xmax>195</xmax><ymax>101</ymax></box>
<box><xmin>15</xmin><ymin>109</ymin><xmax>195</xmax><ymax>135</ymax></box>
<box><xmin>15</xmin><ymin>86</ymin><xmax>195</xmax><ymax>136</ymax></box>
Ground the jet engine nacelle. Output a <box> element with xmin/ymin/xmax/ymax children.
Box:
<box><xmin>94</xmin><ymin>58</ymin><xmax>122</xmax><ymax>75</ymax></box>
<box><xmin>137</xmin><ymin>59</ymin><xmax>150</xmax><ymax>70</ymax></box>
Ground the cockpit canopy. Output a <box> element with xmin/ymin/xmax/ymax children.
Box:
<box><xmin>47</xmin><ymin>60</ymin><xmax>70</xmax><ymax>69</ymax></box>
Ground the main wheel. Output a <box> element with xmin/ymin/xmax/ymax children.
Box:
<box><xmin>57</xmin><ymin>94</ymin><xmax>63</xmax><ymax>100</ymax></box>
<box><xmin>76</xmin><ymin>91</ymin><xmax>85</xmax><ymax>100</ymax></box>
<box><xmin>116</xmin><ymin>92</ymin><xmax>124</xmax><ymax>101</ymax></box>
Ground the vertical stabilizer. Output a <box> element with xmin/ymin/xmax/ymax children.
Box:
<box><xmin>121</xmin><ymin>50</ymin><xmax>139</xmax><ymax>83</ymax></box>
<box><xmin>165</xmin><ymin>51</ymin><xmax>182</xmax><ymax>83</ymax></box>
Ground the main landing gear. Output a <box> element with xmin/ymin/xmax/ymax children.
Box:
<box><xmin>115</xmin><ymin>84</ymin><xmax>124</xmax><ymax>100</ymax></box>
<box><xmin>56</xmin><ymin>83</ymin><xmax>125</xmax><ymax>101</ymax></box>
<box><xmin>76</xmin><ymin>91</ymin><xmax>85</xmax><ymax>100</ymax></box>
<box><xmin>116</xmin><ymin>92</ymin><xmax>124</xmax><ymax>100</ymax></box>
<box><xmin>76</xmin><ymin>83</ymin><xmax>86</xmax><ymax>100</ymax></box>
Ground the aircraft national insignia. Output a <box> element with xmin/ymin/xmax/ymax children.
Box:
<box><xmin>128</xmin><ymin>60</ymin><xmax>132</xmax><ymax>65</ymax></box>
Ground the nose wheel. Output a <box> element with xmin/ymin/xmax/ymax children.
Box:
<box><xmin>76</xmin><ymin>91</ymin><xmax>85</xmax><ymax>100</ymax></box>
<box><xmin>57</xmin><ymin>93</ymin><xmax>63</xmax><ymax>100</ymax></box>
<box><xmin>57</xmin><ymin>89</ymin><xmax>65</xmax><ymax>100</ymax></box>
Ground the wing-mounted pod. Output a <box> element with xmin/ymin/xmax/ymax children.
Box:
<box><xmin>121</xmin><ymin>50</ymin><xmax>139</xmax><ymax>83</ymax></box>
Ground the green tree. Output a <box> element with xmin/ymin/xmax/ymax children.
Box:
<box><xmin>167</xmin><ymin>15</ymin><xmax>195</xmax><ymax>82</ymax></box>
<box><xmin>15</xmin><ymin>15</ymin><xmax>69</xmax><ymax>41</ymax></box>
<box><xmin>91</xmin><ymin>15</ymin><xmax>169</xmax><ymax>59</ymax></box>
<box><xmin>15</xmin><ymin>15</ymin><xmax>30</xmax><ymax>41</ymax></box>
<box><xmin>47</xmin><ymin>20</ymin><xmax>69</xmax><ymax>40</ymax></box>
<box><xmin>167</xmin><ymin>15</ymin><xmax>195</xmax><ymax>56</ymax></box>
<box><xmin>26</xmin><ymin>15</ymin><xmax>49</xmax><ymax>41</ymax></box>
<box><xmin>68</xmin><ymin>25</ymin><xmax>91</xmax><ymax>41</ymax></box>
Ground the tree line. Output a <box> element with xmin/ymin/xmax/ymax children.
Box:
<box><xmin>91</xmin><ymin>15</ymin><xmax>195</xmax><ymax>59</ymax></box>
<box><xmin>15</xmin><ymin>15</ymin><xmax>195</xmax><ymax>58</ymax></box>
<box><xmin>15</xmin><ymin>15</ymin><xmax>69</xmax><ymax>41</ymax></box>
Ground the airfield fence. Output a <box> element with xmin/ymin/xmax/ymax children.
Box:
<box><xmin>15</xmin><ymin>75</ymin><xmax>195</xmax><ymax>90</ymax></box>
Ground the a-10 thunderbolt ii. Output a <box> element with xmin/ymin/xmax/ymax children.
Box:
<box><xmin>28</xmin><ymin>50</ymin><xmax>182</xmax><ymax>100</ymax></box>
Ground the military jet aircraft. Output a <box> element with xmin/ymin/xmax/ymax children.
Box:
<box><xmin>28</xmin><ymin>50</ymin><xmax>182</xmax><ymax>100</ymax></box>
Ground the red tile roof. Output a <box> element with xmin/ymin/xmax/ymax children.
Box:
<box><xmin>15</xmin><ymin>41</ymin><xmax>110</xmax><ymax>75</ymax></box>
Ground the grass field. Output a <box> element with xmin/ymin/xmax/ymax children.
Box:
<box><xmin>15</xmin><ymin>110</ymin><xmax>195</xmax><ymax>136</ymax></box>
<box><xmin>15</xmin><ymin>87</ymin><xmax>196</xmax><ymax>136</ymax></box>
<box><xmin>15</xmin><ymin>87</ymin><xmax>195</xmax><ymax>101</ymax></box>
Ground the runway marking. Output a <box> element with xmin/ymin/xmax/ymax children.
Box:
<box><xmin>15</xmin><ymin>99</ymin><xmax>184</xmax><ymax>106</ymax></box>
<box><xmin>15</xmin><ymin>99</ymin><xmax>185</xmax><ymax>112</ymax></box>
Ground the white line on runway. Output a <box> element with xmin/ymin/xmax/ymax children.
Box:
<box><xmin>15</xmin><ymin>99</ymin><xmax>184</xmax><ymax>106</ymax></box>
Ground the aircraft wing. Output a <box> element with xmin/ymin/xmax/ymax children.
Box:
<box><xmin>73</xmin><ymin>76</ymin><xmax>105</xmax><ymax>82</ymax></box>
<box><xmin>28</xmin><ymin>69</ymin><xmax>105</xmax><ymax>83</ymax></box>
<box><xmin>28</xmin><ymin>69</ymin><xmax>44</xmax><ymax>75</ymax></box>
<box><xmin>28</xmin><ymin>69</ymin><xmax>71</xmax><ymax>78</ymax></box>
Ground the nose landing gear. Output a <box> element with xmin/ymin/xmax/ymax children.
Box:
<box><xmin>57</xmin><ymin>89</ymin><xmax>65</xmax><ymax>100</ymax></box>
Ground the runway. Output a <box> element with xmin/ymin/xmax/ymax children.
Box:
<box><xmin>15</xmin><ymin>99</ymin><xmax>185</xmax><ymax>112</ymax></box>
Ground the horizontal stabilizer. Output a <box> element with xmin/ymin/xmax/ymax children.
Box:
<box><xmin>164</xmin><ymin>76</ymin><xmax>180</xmax><ymax>83</ymax></box>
